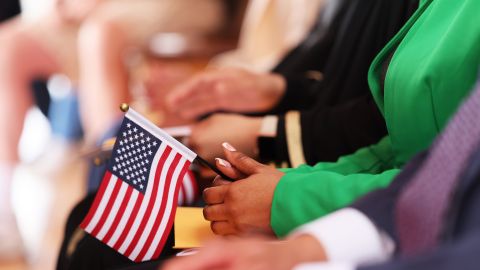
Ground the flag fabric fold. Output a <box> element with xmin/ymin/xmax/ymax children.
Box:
<box><xmin>80</xmin><ymin>109</ymin><xmax>197</xmax><ymax>262</ymax></box>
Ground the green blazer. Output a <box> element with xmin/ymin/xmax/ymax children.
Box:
<box><xmin>271</xmin><ymin>0</ymin><xmax>480</xmax><ymax>236</ymax></box>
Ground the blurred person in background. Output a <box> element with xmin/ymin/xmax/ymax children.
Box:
<box><xmin>82</xmin><ymin>0</ymin><xmax>325</xmax><ymax>192</ymax></box>
<box><xmin>165</xmin><ymin>0</ymin><xmax>417</xmax><ymax>167</ymax></box>
<box><xmin>78</xmin><ymin>0</ymin><xmax>325</xmax><ymax>143</ymax></box>
<box><xmin>0</xmin><ymin>0</ymin><xmax>230</xmax><ymax>261</ymax></box>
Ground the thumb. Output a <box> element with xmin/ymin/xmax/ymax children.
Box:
<box><xmin>221</xmin><ymin>142</ymin><xmax>266</xmax><ymax>175</ymax></box>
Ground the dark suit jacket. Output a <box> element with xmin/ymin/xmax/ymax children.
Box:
<box><xmin>257</xmin><ymin>0</ymin><xmax>418</xmax><ymax>166</ymax></box>
<box><xmin>353</xmin><ymin>146</ymin><xmax>480</xmax><ymax>270</ymax></box>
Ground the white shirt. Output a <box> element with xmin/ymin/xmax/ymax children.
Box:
<box><xmin>290</xmin><ymin>208</ymin><xmax>396</xmax><ymax>270</ymax></box>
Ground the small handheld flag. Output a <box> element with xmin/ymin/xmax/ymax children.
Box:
<box><xmin>80</xmin><ymin>108</ymin><xmax>198</xmax><ymax>262</ymax></box>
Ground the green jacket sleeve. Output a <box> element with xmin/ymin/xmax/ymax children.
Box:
<box><xmin>272</xmin><ymin>136</ymin><xmax>400</xmax><ymax>236</ymax></box>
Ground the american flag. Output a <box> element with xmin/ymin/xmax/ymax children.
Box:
<box><xmin>80</xmin><ymin>109</ymin><xmax>197</xmax><ymax>262</ymax></box>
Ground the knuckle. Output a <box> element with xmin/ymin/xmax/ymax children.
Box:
<box><xmin>210</xmin><ymin>222</ymin><xmax>222</xmax><ymax>235</ymax></box>
<box><xmin>233</xmin><ymin>152</ymin><xmax>248</xmax><ymax>163</ymax></box>
<box><xmin>225</xmin><ymin>193</ymin><xmax>241</xmax><ymax>216</ymax></box>
<box><xmin>203</xmin><ymin>188</ymin><xmax>214</xmax><ymax>203</ymax></box>
<box><xmin>224</xmin><ymin>187</ymin><xmax>236</xmax><ymax>202</ymax></box>
<box><xmin>203</xmin><ymin>206</ymin><xmax>212</xmax><ymax>220</ymax></box>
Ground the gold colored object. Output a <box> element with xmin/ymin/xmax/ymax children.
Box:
<box><xmin>66</xmin><ymin>229</ymin><xmax>86</xmax><ymax>257</ymax></box>
<box><xmin>174</xmin><ymin>207</ymin><xmax>215</xmax><ymax>249</ymax></box>
<box><xmin>93</xmin><ymin>157</ymin><xmax>102</xmax><ymax>166</ymax></box>
<box><xmin>304</xmin><ymin>70</ymin><xmax>324</xmax><ymax>81</ymax></box>
<box><xmin>120</xmin><ymin>103</ymin><xmax>130</xmax><ymax>112</ymax></box>
<box><xmin>285</xmin><ymin>111</ymin><xmax>307</xmax><ymax>167</ymax></box>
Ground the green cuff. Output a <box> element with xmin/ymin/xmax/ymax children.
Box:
<box><xmin>271</xmin><ymin>168</ymin><xmax>400</xmax><ymax>237</ymax></box>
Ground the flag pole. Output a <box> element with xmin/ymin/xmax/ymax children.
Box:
<box><xmin>194</xmin><ymin>155</ymin><xmax>234</xmax><ymax>181</ymax></box>
<box><xmin>119</xmin><ymin>103</ymin><xmax>233</xmax><ymax>181</ymax></box>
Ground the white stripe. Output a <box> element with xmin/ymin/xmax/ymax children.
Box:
<box><xmin>106</xmin><ymin>140</ymin><xmax>164</xmax><ymax>247</ymax></box>
<box><xmin>118</xmin><ymin>144</ymin><xmax>173</xmax><ymax>253</ymax></box>
<box><xmin>107</xmin><ymin>190</ymin><xmax>139</xmax><ymax>247</ymax></box>
<box><xmin>126</xmin><ymin>109</ymin><xmax>197</xmax><ymax>162</ymax></box>
<box><xmin>85</xmin><ymin>175</ymin><xmax>118</xmax><ymax>233</ymax></box>
<box><xmin>129</xmin><ymin>151</ymin><xmax>184</xmax><ymax>260</ymax></box>
<box><xmin>142</xmin><ymin>157</ymin><xmax>187</xmax><ymax>261</ymax></box>
<box><xmin>183</xmin><ymin>173</ymin><xmax>195</xmax><ymax>205</ymax></box>
<box><xmin>96</xmin><ymin>182</ymin><xmax>128</xmax><ymax>240</ymax></box>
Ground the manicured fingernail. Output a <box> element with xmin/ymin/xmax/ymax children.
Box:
<box><xmin>222</xmin><ymin>142</ymin><xmax>236</xmax><ymax>152</ymax></box>
<box><xmin>215</xmin><ymin>158</ymin><xmax>231</xmax><ymax>168</ymax></box>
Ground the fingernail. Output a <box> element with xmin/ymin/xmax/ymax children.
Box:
<box><xmin>215</xmin><ymin>158</ymin><xmax>231</xmax><ymax>168</ymax></box>
<box><xmin>222</xmin><ymin>142</ymin><xmax>236</xmax><ymax>152</ymax></box>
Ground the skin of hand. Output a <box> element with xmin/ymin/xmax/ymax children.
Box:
<box><xmin>55</xmin><ymin>0</ymin><xmax>102</xmax><ymax>22</ymax></box>
<box><xmin>189</xmin><ymin>114</ymin><xmax>263</xmax><ymax>164</ymax></box>
<box><xmin>202</xmin><ymin>143</ymin><xmax>285</xmax><ymax>236</ymax></box>
<box><xmin>166</xmin><ymin>68</ymin><xmax>286</xmax><ymax>120</ymax></box>
<box><xmin>161</xmin><ymin>235</ymin><xmax>327</xmax><ymax>270</ymax></box>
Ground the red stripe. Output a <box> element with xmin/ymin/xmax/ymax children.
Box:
<box><xmin>80</xmin><ymin>171</ymin><xmax>113</xmax><ymax>229</ymax></box>
<box><xmin>151</xmin><ymin>161</ymin><xmax>191</xmax><ymax>260</ymax></box>
<box><xmin>102</xmin><ymin>185</ymin><xmax>134</xmax><ymax>244</ymax></box>
<box><xmin>113</xmin><ymin>147</ymin><xmax>171</xmax><ymax>250</ymax></box>
<box><xmin>91</xmin><ymin>179</ymin><xmax>123</xmax><ymax>237</ymax></box>
<box><xmin>113</xmin><ymin>191</ymin><xmax>143</xmax><ymax>250</ymax></box>
<box><xmin>135</xmin><ymin>154</ymin><xmax>182</xmax><ymax>261</ymax></box>
<box><xmin>123</xmin><ymin>147</ymin><xmax>173</xmax><ymax>257</ymax></box>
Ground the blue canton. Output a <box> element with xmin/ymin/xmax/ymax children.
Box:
<box><xmin>108</xmin><ymin>118</ymin><xmax>162</xmax><ymax>193</ymax></box>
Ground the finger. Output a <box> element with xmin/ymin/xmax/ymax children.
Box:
<box><xmin>177</xmin><ymin>94</ymin><xmax>220</xmax><ymax>120</ymax></box>
<box><xmin>203</xmin><ymin>204</ymin><xmax>229</xmax><ymax>221</ymax></box>
<box><xmin>210</xmin><ymin>221</ymin><xmax>237</xmax><ymax>235</ymax></box>
<box><xmin>166</xmin><ymin>75</ymin><xmax>207</xmax><ymax>108</ymax></box>
<box><xmin>215</xmin><ymin>158</ymin><xmax>245</xmax><ymax>180</ymax></box>
<box><xmin>161</xmin><ymin>245</ymin><xmax>228</xmax><ymax>270</ymax></box>
<box><xmin>212</xmin><ymin>175</ymin><xmax>231</xmax><ymax>186</ymax></box>
<box><xmin>222</xmin><ymin>142</ymin><xmax>266</xmax><ymax>175</ymax></box>
<box><xmin>203</xmin><ymin>185</ymin><xmax>229</xmax><ymax>205</ymax></box>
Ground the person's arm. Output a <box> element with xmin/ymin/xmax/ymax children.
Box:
<box><xmin>292</xmin><ymin>208</ymin><xmax>395</xmax><ymax>266</ymax></box>
<box><xmin>294</xmin><ymin>232</ymin><xmax>480</xmax><ymax>270</ymax></box>
<box><xmin>267</xmin><ymin>75</ymin><xmax>323</xmax><ymax>113</ymax></box>
<box><xmin>359</xmin><ymin>229</ymin><xmax>480</xmax><ymax>270</ymax></box>
<box><xmin>287</xmin><ymin>153</ymin><xmax>432</xmax><ymax>268</ymax></box>
<box><xmin>259</xmin><ymin>95</ymin><xmax>387</xmax><ymax>167</ymax></box>
<box><xmin>55</xmin><ymin>0</ymin><xmax>103</xmax><ymax>22</ymax></box>
<box><xmin>199</xmin><ymin>138</ymin><xmax>399</xmax><ymax>238</ymax></box>
<box><xmin>350</xmin><ymin>151</ymin><xmax>429</xmax><ymax>241</ymax></box>
<box><xmin>271</xmin><ymin>136</ymin><xmax>400</xmax><ymax>236</ymax></box>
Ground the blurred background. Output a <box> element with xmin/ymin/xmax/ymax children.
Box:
<box><xmin>0</xmin><ymin>0</ymin><xmax>243</xmax><ymax>269</ymax></box>
<box><xmin>0</xmin><ymin>0</ymin><xmax>325</xmax><ymax>268</ymax></box>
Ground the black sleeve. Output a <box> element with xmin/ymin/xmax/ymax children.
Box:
<box><xmin>261</xmin><ymin>94</ymin><xmax>388</xmax><ymax>165</ymax></box>
<box><xmin>0</xmin><ymin>0</ymin><xmax>20</xmax><ymax>22</ymax></box>
<box><xmin>268</xmin><ymin>76</ymin><xmax>322</xmax><ymax>114</ymax></box>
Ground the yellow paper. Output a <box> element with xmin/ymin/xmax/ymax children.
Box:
<box><xmin>174</xmin><ymin>207</ymin><xmax>216</xmax><ymax>249</ymax></box>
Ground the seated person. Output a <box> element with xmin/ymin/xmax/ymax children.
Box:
<box><xmin>166</xmin><ymin>0</ymin><xmax>418</xmax><ymax>167</ymax></box>
<box><xmin>163</xmin><ymin>70</ymin><xmax>480</xmax><ymax>270</ymax></box>
<box><xmin>79</xmin><ymin>0</ymin><xmax>324</xmax><ymax>143</ymax></box>
<box><xmin>58</xmin><ymin>0</ymin><xmax>478</xmax><ymax>268</ymax></box>
<box><xmin>197</xmin><ymin>0</ymin><xmax>480</xmax><ymax>239</ymax></box>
